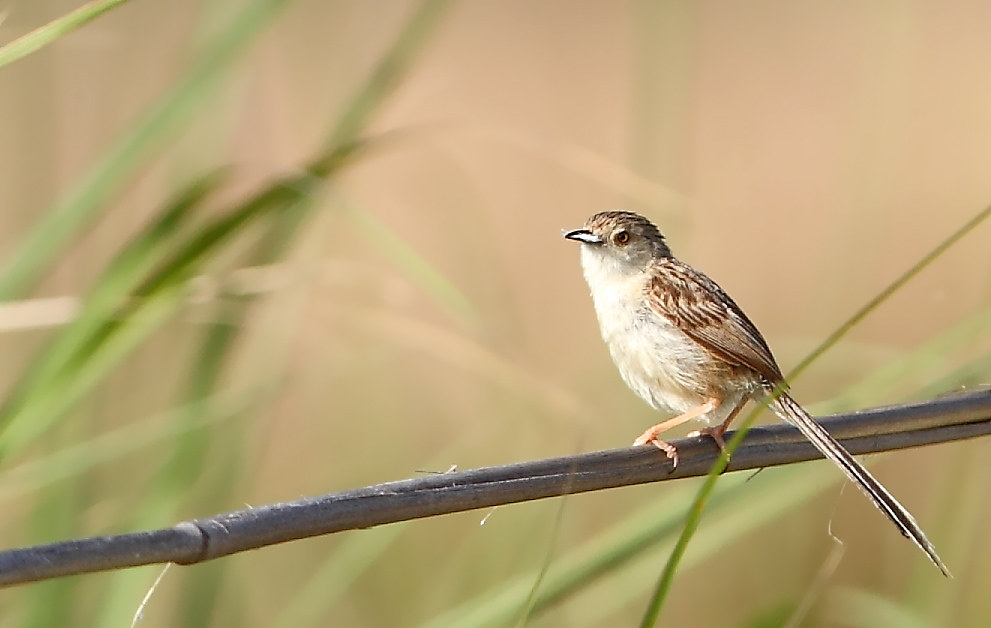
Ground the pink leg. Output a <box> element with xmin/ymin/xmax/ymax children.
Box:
<box><xmin>633</xmin><ymin>398</ymin><xmax>721</xmax><ymax>468</ymax></box>
<box><xmin>687</xmin><ymin>399</ymin><xmax>747</xmax><ymax>452</ymax></box>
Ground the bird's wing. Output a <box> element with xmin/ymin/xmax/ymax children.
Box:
<box><xmin>645</xmin><ymin>258</ymin><xmax>785</xmax><ymax>385</ymax></box>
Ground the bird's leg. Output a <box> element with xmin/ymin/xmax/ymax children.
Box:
<box><xmin>633</xmin><ymin>397</ymin><xmax>721</xmax><ymax>468</ymax></box>
<box><xmin>687</xmin><ymin>399</ymin><xmax>747</xmax><ymax>453</ymax></box>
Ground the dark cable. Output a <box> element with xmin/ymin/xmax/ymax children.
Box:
<box><xmin>0</xmin><ymin>388</ymin><xmax>988</xmax><ymax>588</ymax></box>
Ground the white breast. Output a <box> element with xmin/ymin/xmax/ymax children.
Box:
<box><xmin>580</xmin><ymin>246</ymin><xmax>713</xmax><ymax>416</ymax></box>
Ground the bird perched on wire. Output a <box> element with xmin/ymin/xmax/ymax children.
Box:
<box><xmin>564</xmin><ymin>210</ymin><xmax>949</xmax><ymax>576</ymax></box>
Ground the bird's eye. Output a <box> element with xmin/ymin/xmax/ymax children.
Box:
<box><xmin>614</xmin><ymin>230</ymin><xmax>630</xmax><ymax>245</ymax></box>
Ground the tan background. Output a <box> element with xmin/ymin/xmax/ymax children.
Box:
<box><xmin>0</xmin><ymin>1</ymin><xmax>989</xmax><ymax>626</ymax></box>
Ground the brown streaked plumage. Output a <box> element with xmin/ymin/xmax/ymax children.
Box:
<box><xmin>647</xmin><ymin>257</ymin><xmax>783</xmax><ymax>385</ymax></box>
<box><xmin>564</xmin><ymin>210</ymin><xmax>949</xmax><ymax>577</ymax></box>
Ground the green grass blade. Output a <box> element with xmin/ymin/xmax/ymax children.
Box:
<box><xmin>568</xmin><ymin>464</ymin><xmax>844</xmax><ymax>628</ymax></box>
<box><xmin>272</xmin><ymin>525</ymin><xmax>411</xmax><ymax>628</ymax></box>
<box><xmin>22</xmin><ymin>481</ymin><xmax>84</xmax><ymax>628</ymax></box>
<box><xmin>0</xmin><ymin>177</ymin><xmax>295</xmax><ymax>455</ymax></box>
<box><xmin>0</xmin><ymin>285</ymin><xmax>185</xmax><ymax>456</ymax></box>
<box><xmin>0</xmin><ymin>0</ymin><xmax>297</xmax><ymax>300</ymax></box>
<box><xmin>345</xmin><ymin>201</ymin><xmax>477</xmax><ymax>325</ymax></box>
<box><xmin>276</xmin><ymin>449</ymin><xmax>477</xmax><ymax>628</ymax></box>
<box><xmin>317</xmin><ymin>0</ymin><xmax>453</xmax><ymax>155</ymax></box>
<box><xmin>0</xmin><ymin>171</ymin><xmax>237</xmax><ymax>455</ymax></box>
<box><xmin>416</xmin><ymin>480</ymin><xmax>736</xmax><ymax>628</ymax></box>
<box><xmin>788</xmin><ymin>202</ymin><xmax>991</xmax><ymax>382</ymax></box>
<box><xmin>828</xmin><ymin>305</ymin><xmax>991</xmax><ymax>410</ymax></box>
<box><xmin>0</xmin><ymin>184</ymin><xmax>309</xmax><ymax>453</ymax></box>
<box><xmin>0</xmin><ymin>389</ymin><xmax>266</xmax><ymax>506</ymax></box>
<box><xmin>0</xmin><ymin>0</ymin><xmax>135</xmax><ymax>70</ymax></box>
<box><xmin>0</xmin><ymin>171</ymin><xmax>227</xmax><ymax>417</ymax></box>
<box><xmin>826</xmin><ymin>587</ymin><xmax>927</xmax><ymax>628</ymax></box>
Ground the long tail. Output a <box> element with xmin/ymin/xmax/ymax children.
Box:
<box><xmin>769</xmin><ymin>390</ymin><xmax>950</xmax><ymax>577</ymax></box>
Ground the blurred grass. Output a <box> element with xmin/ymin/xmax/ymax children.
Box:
<box><xmin>0</xmin><ymin>171</ymin><xmax>227</xmax><ymax>452</ymax></box>
<box><xmin>0</xmin><ymin>0</ymin><xmax>452</xmax><ymax>626</ymax></box>
<box><xmin>0</xmin><ymin>0</ymin><xmax>135</xmax><ymax>70</ymax></box>
<box><xmin>345</xmin><ymin>202</ymin><xmax>478</xmax><ymax>326</ymax></box>
<box><xmin>826</xmin><ymin>587</ymin><xmax>928</xmax><ymax>628</ymax></box>
<box><xmin>0</xmin><ymin>0</ymin><xmax>296</xmax><ymax>299</ymax></box>
<box><xmin>0</xmin><ymin>2</ymin><xmax>989</xmax><ymax>628</ymax></box>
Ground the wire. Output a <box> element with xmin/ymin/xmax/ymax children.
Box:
<box><xmin>0</xmin><ymin>387</ymin><xmax>988</xmax><ymax>588</ymax></box>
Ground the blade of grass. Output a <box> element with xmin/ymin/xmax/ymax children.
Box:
<box><xmin>0</xmin><ymin>0</ymin><xmax>298</xmax><ymax>300</ymax></box>
<box><xmin>514</xmin><ymin>460</ymin><xmax>579</xmax><ymax>628</ymax></box>
<box><xmin>570</xmin><ymin>463</ymin><xmax>842</xmax><ymax>628</ymax></box>
<box><xmin>0</xmin><ymin>387</ymin><xmax>269</xmax><ymax>505</ymax></box>
<box><xmin>914</xmin><ymin>354</ymin><xmax>991</xmax><ymax>402</ymax></box>
<box><xmin>825</xmin><ymin>305</ymin><xmax>991</xmax><ymax>411</ymax></box>
<box><xmin>344</xmin><ymin>201</ymin><xmax>477</xmax><ymax>325</ymax></box>
<box><xmin>639</xmin><ymin>202</ymin><xmax>991</xmax><ymax>627</ymax></box>
<box><xmin>272</xmin><ymin>523</ymin><xmax>412</xmax><ymax>628</ymax></box>
<box><xmin>0</xmin><ymin>170</ymin><xmax>228</xmax><ymax>420</ymax></box>
<box><xmin>316</xmin><ymin>0</ymin><xmax>452</xmax><ymax>155</ymax></box>
<box><xmin>0</xmin><ymin>180</ymin><xmax>302</xmax><ymax>457</ymax></box>
<box><xmin>0</xmin><ymin>283</ymin><xmax>186</xmax><ymax>456</ymax></box>
<box><xmin>826</xmin><ymin>587</ymin><xmax>927</xmax><ymax>628</ymax></box>
<box><xmin>0</xmin><ymin>0</ymin><xmax>135</xmax><ymax>70</ymax></box>
<box><xmin>0</xmin><ymin>3</ymin><xmax>451</xmax><ymax>620</ymax></box>
<box><xmin>738</xmin><ymin>602</ymin><xmax>796</xmax><ymax>628</ymax></box>
<box><xmin>22</xmin><ymin>480</ymin><xmax>84</xmax><ymax>628</ymax></box>
<box><xmin>274</xmin><ymin>444</ymin><xmax>478</xmax><ymax>628</ymax></box>
<box><xmin>416</xmin><ymin>478</ymin><xmax>742</xmax><ymax>628</ymax></box>
<box><xmin>789</xmin><ymin>203</ymin><xmax>991</xmax><ymax>382</ymax></box>
<box><xmin>903</xmin><ymin>432</ymin><xmax>985</xmax><ymax>625</ymax></box>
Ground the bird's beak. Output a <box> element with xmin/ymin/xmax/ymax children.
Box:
<box><xmin>563</xmin><ymin>229</ymin><xmax>603</xmax><ymax>245</ymax></box>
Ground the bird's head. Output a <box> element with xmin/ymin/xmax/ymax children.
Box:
<box><xmin>564</xmin><ymin>211</ymin><xmax>672</xmax><ymax>282</ymax></box>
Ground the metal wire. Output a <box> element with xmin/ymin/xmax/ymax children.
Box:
<box><xmin>0</xmin><ymin>387</ymin><xmax>989</xmax><ymax>588</ymax></box>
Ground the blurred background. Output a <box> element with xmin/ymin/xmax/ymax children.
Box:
<box><xmin>0</xmin><ymin>1</ymin><xmax>990</xmax><ymax>626</ymax></box>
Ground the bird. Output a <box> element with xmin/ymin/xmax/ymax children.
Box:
<box><xmin>563</xmin><ymin>210</ymin><xmax>949</xmax><ymax>577</ymax></box>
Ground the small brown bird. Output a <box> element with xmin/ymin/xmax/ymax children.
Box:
<box><xmin>564</xmin><ymin>210</ymin><xmax>949</xmax><ymax>576</ymax></box>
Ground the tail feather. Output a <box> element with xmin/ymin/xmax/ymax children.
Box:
<box><xmin>769</xmin><ymin>391</ymin><xmax>950</xmax><ymax>577</ymax></box>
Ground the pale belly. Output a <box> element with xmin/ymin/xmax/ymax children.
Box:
<box><xmin>591</xmin><ymin>286</ymin><xmax>746</xmax><ymax>424</ymax></box>
<box><xmin>602</xmin><ymin>305</ymin><xmax>713</xmax><ymax>413</ymax></box>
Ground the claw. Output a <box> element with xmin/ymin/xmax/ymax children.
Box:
<box><xmin>634</xmin><ymin>432</ymin><xmax>679</xmax><ymax>469</ymax></box>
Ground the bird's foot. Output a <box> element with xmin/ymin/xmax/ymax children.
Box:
<box><xmin>688</xmin><ymin>425</ymin><xmax>728</xmax><ymax>455</ymax></box>
<box><xmin>633</xmin><ymin>429</ymin><xmax>679</xmax><ymax>469</ymax></box>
